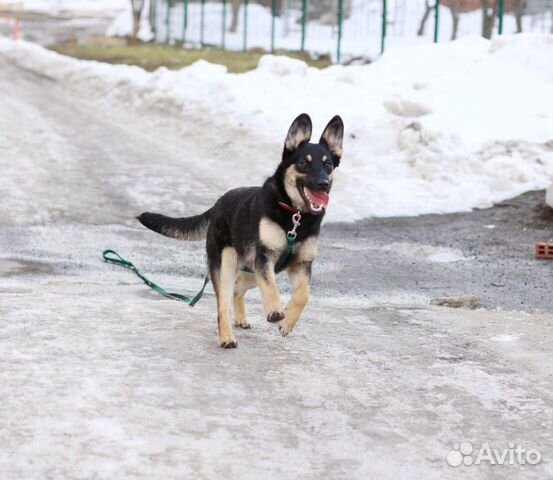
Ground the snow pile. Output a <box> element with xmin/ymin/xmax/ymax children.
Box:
<box><xmin>1</xmin><ymin>34</ymin><xmax>552</xmax><ymax>222</ymax></box>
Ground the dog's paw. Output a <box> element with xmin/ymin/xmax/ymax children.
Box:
<box><xmin>235</xmin><ymin>321</ymin><xmax>253</xmax><ymax>330</ymax></box>
<box><xmin>267</xmin><ymin>310</ymin><xmax>285</xmax><ymax>323</ymax></box>
<box><xmin>278</xmin><ymin>321</ymin><xmax>292</xmax><ymax>337</ymax></box>
<box><xmin>219</xmin><ymin>338</ymin><xmax>238</xmax><ymax>349</ymax></box>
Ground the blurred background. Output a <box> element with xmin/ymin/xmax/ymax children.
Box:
<box><xmin>1</xmin><ymin>0</ymin><xmax>552</xmax><ymax>66</ymax></box>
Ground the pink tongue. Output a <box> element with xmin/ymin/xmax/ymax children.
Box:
<box><xmin>305</xmin><ymin>188</ymin><xmax>330</xmax><ymax>208</ymax></box>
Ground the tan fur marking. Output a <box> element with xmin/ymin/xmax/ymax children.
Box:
<box><xmin>321</xmin><ymin>124</ymin><xmax>344</xmax><ymax>158</ymax></box>
<box><xmin>162</xmin><ymin>226</ymin><xmax>207</xmax><ymax>241</ymax></box>
<box><xmin>216</xmin><ymin>247</ymin><xmax>238</xmax><ymax>346</ymax></box>
<box><xmin>233</xmin><ymin>272</ymin><xmax>256</xmax><ymax>328</ymax></box>
<box><xmin>255</xmin><ymin>266</ymin><xmax>282</xmax><ymax>316</ymax></box>
<box><xmin>285</xmin><ymin>122</ymin><xmax>311</xmax><ymax>151</ymax></box>
<box><xmin>259</xmin><ymin>217</ymin><xmax>287</xmax><ymax>252</ymax></box>
<box><xmin>306</xmin><ymin>154</ymin><xmax>312</xmax><ymax>162</ymax></box>
<box><xmin>279</xmin><ymin>264</ymin><xmax>311</xmax><ymax>336</ymax></box>
<box><xmin>296</xmin><ymin>236</ymin><xmax>319</xmax><ymax>263</ymax></box>
<box><xmin>284</xmin><ymin>165</ymin><xmax>308</xmax><ymax>212</ymax></box>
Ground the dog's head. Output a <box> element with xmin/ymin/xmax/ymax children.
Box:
<box><xmin>279</xmin><ymin>113</ymin><xmax>344</xmax><ymax>215</ymax></box>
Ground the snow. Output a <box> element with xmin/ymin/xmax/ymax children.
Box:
<box><xmin>1</xmin><ymin>34</ymin><xmax>553</xmax><ymax>223</ymax></box>
<box><xmin>21</xmin><ymin>0</ymin><xmax>127</xmax><ymax>13</ymax></box>
<box><xmin>106</xmin><ymin>0</ymin><xmax>154</xmax><ymax>42</ymax></box>
<box><xmin>2</xmin><ymin>266</ymin><xmax>551</xmax><ymax>479</ymax></box>
<box><xmin>381</xmin><ymin>244</ymin><xmax>467</xmax><ymax>263</ymax></box>
<box><xmin>546</xmin><ymin>183</ymin><xmax>553</xmax><ymax>208</ymax></box>
<box><xmin>113</xmin><ymin>0</ymin><xmax>553</xmax><ymax>61</ymax></box>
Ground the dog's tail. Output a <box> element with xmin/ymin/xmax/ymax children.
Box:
<box><xmin>137</xmin><ymin>208</ymin><xmax>212</xmax><ymax>241</ymax></box>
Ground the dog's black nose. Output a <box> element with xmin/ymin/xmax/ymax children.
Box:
<box><xmin>317</xmin><ymin>179</ymin><xmax>331</xmax><ymax>192</ymax></box>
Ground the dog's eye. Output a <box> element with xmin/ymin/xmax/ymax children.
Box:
<box><xmin>296</xmin><ymin>159</ymin><xmax>308</xmax><ymax>170</ymax></box>
<box><xmin>323</xmin><ymin>161</ymin><xmax>333</xmax><ymax>173</ymax></box>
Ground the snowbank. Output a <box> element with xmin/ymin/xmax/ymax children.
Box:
<box><xmin>1</xmin><ymin>34</ymin><xmax>552</xmax><ymax>222</ymax></box>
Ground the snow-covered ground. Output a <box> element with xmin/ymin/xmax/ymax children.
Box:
<box><xmin>1</xmin><ymin>34</ymin><xmax>552</xmax><ymax>223</ymax></box>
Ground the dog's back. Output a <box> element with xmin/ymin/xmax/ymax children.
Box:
<box><xmin>138</xmin><ymin>186</ymin><xmax>261</xmax><ymax>242</ymax></box>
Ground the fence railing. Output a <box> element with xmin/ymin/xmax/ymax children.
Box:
<box><xmin>151</xmin><ymin>0</ymin><xmax>553</xmax><ymax>62</ymax></box>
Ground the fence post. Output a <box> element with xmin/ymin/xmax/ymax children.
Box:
<box><xmin>433</xmin><ymin>0</ymin><xmax>439</xmax><ymax>43</ymax></box>
<box><xmin>271</xmin><ymin>0</ymin><xmax>276</xmax><ymax>53</ymax></box>
<box><xmin>498</xmin><ymin>0</ymin><xmax>505</xmax><ymax>34</ymax></box>
<box><xmin>165</xmin><ymin>0</ymin><xmax>173</xmax><ymax>43</ymax></box>
<box><xmin>222</xmin><ymin>0</ymin><xmax>227</xmax><ymax>49</ymax></box>
<box><xmin>243</xmin><ymin>0</ymin><xmax>249</xmax><ymax>51</ymax></box>
<box><xmin>301</xmin><ymin>0</ymin><xmax>307</xmax><ymax>51</ymax></box>
<box><xmin>380</xmin><ymin>0</ymin><xmax>387</xmax><ymax>54</ymax></box>
<box><xmin>182</xmin><ymin>0</ymin><xmax>189</xmax><ymax>43</ymax></box>
<box><xmin>152</xmin><ymin>0</ymin><xmax>157</xmax><ymax>40</ymax></box>
<box><xmin>200</xmin><ymin>0</ymin><xmax>205</xmax><ymax>45</ymax></box>
<box><xmin>337</xmin><ymin>0</ymin><xmax>343</xmax><ymax>62</ymax></box>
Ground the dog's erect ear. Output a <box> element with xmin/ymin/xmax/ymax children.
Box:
<box><xmin>284</xmin><ymin>113</ymin><xmax>312</xmax><ymax>153</ymax></box>
<box><xmin>319</xmin><ymin>115</ymin><xmax>344</xmax><ymax>167</ymax></box>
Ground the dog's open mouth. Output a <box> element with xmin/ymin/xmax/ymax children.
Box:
<box><xmin>299</xmin><ymin>185</ymin><xmax>330</xmax><ymax>215</ymax></box>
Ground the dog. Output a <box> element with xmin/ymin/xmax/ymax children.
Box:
<box><xmin>138</xmin><ymin>113</ymin><xmax>344</xmax><ymax>348</ymax></box>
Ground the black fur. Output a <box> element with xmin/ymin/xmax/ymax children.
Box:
<box><xmin>138</xmin><ymin>113</ymin><xmax>344</xmax><ymax>347</ymax></box>
<box><xmin>138</xmin><ymin>209</ymin><xmax>212</xmax><ymax>241</ymax></box>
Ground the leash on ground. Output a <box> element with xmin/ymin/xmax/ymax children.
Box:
<box><xmin>102</xmin><ymin>210</ymin><xmax>301</xmax><ymax>306</ymax></box>
<box><xmin>102</xmin><ymin>249</ymin><xmax>209</xmax><ymax>306</ymax></box>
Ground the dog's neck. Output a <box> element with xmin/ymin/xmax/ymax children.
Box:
<box><xmin>265</xmin><ymin>174</ymin><xmax>310</xmax><ymax>215</ymax></box>
<box><xmin>277</xmin><ymin>201</ymin><xmax>299</xmax><ymax>213</ymax></box>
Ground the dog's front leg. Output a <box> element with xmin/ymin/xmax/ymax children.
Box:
<box><xmin>279</xmin><ymin>262</ymin><xmax>311</xmax><ymax>337</ymax></box>
<box><xmin>255</xmin><ymin>249</ymin><xmax>284</xmax><ymax>324</ymax></box>
<box><xmin>211</xmin><ymin>247</ymin><xmax>239</xmax><ymax>348</ymax></box>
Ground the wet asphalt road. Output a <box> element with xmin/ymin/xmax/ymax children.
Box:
<box><xmin>322</xmin><ymin>190</ymin><xmax>553</xmax><ymax>313</ymax></box>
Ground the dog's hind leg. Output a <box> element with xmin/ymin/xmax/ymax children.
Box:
<box><xmin>233</xmin><ymin>272</ymin><xmax>256</xmax><ymax>329</ymax></box>
<box><xmin>211</xmin><ymin>247</ymin><xmax>239</xmax><ymax>348</ymax></box>
<box><xmin>279</xmin><ymin>262</ymin><xmax>312</xmax><ymax>337</ymax></box>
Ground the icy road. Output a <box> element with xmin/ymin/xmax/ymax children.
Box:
<box><xmin>1</xmin><ymin>55</ymin><xmax>553</xmax><ymax>479</ymax></box>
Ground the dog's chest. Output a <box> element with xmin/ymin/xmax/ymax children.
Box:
<box><xmin>256</xmin><ymin>217</ymin><xmax>320</xmax><ymax>265</ymax></box>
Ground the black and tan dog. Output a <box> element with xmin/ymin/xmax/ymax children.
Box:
<box><xmin>138</xmin><ymin>113</ymin><xmax>344</xmax><ymax>348</ymax></box>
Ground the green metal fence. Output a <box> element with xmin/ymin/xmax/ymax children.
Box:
<box><xmin>151</xmin><ymin>0</ymin><xmax>553</xmax><ymax>62</ymax></box>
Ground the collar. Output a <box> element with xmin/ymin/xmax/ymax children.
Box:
<box><xmin>278</xmin><ymin>201</ymin><xmax>299</xmax><ymax>214</ymax></box>
<box><xmin>278</xmin><ymin>201</ymin><xmax>303</xmax><ymax>240</ymax></box>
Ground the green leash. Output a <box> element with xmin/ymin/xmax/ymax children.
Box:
<box><xmin>275</xmin><ymin>234</ymin><xmax>296</xmax><ymax>271</ymax></box>
<box><xmin>102</xmin><ymin>249</ymin><xmax>209</xmax><ymax>306</ymax></box>
<box><xmin>103</xmin><ymin>210</ymin><xmax>301</xmax><ymax>306</ymax></box>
